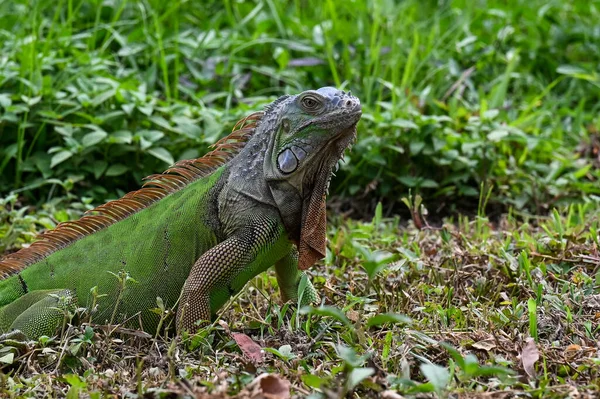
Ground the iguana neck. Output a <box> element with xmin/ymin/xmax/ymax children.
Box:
<box><xmin>226</xmin><ymin>116</ymin><xmax>303</xmax><ymax>242</ymax></box>
<box><xmin>227</xmin><ymin>121</ymin><xmax>274</xmax><ymax>206</ymax></box>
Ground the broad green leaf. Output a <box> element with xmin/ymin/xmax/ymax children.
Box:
<box><xmin>175</xmin><ymin>122</ymin><xmax>202</xmax><ymax>139</ymax></box>
<box><xmin>149</xmin><ymin>116</ymin><xmax>172</xmax><ymax>131</ymax></box>
<box><xmin>148</xmin><ymin>147</ymin><xmax>174</xmax><ymax>165</ymax></box>
<box><xmin>372</xmin><ymin>201</ymin><xmax>382</xmax><ymax>227</ymax></box>
<box><xmin>0</xmin><ymin>353</ymin><xmax>14</xmax><ymax>364</ymax></box>
<box><xmin>297</xmin><ymin>273</ymin><xmax>308</xmax><ymax>308</ymax></box>
<box><xmin>346</xmin><ymin>367</ymin><xmax>374</xmax><ymax>391</ymax></box>
<box><xmin>50</xmin><ymin>150</ymin><xmax>73</xmax><ymax>168</ymax></box>
<box><xmin>487</xmin><ymin>129</ymin><xmax>509</xmax><ymax>142</ymax></box>
<box><xmin>439</xmin><ymin>342</ymin><xmax>465</xmax><ymax>370</ymax></box>
<box><xmin>391</xmin><ymin>119</ymin><xmax>418</xmax><ymax>129</ymax></box>
<box><xmin>301</xmin><ymin>373</ymin><xmax>326</xmax><ymax>388</ymax></box>
<box><xmin>63</xmin><ymin>374</ymin><xmax>87</xmax><ymax>388</ymax></box>
<box><xmin>105</xmin><ymin>164</ymin><xmax>129</xmax><ymax>177</ymax></box>
<box><xmin>0</xmin><ymin>93</ymin><xmax>12</xmax><ymax>108</ymax></box>
<box><xmin>81</xmin><ymin>131</ymin><xmax>107</xmax><ymax>147</ymax></box>
<box><xmin>336</xmin><ymin>345</ymin><xmax>371</xmax><ymax>368</ymax></box>
<box><xmin>420</xmin><ymin>363</ymin><xmax>449</xmax><ymax>395</ymax></box>
<box><xmin>277</xmin><ymin>344</ymin><xmax>295</xmax><ymax>360</ymax></box>
<box><xmin>109</xmin><ymin>130</ymin><xmax>132</xmax><ymax>144</ymax></box>
<box><xmin>263</xmin><ymin>344</ymin><xmax>296</xmax><ymax>361</ymax></box>
<box><xmin>137</xmin><ymin>130</ymin><xmax>165</xmax><ymax>143</ymax></box>
<box><xmin>66</xmin><ymin>386</ymin><xmax>79</xmax><ymax>399</ymax></box>
<box><xmin>300</xmin><ymin>305</ymin><xmax>353</xmax><ymax>328</ymax></box>
<box><xmin>92</xmin><ymin>160</ymin><xmax>107</xmax><ymax>179</ymax></box>
<box><xmin>366</xmin><ymin>312</ymin><xmax>412</xmax><ymax>328</ymax></box>
<box><xmin>462</xmin><ymin>353</ymin><xmax>480</xmax><ymax>376</ymax></box>
<box><xmin>83</xmin><ymin>326</ymin><xmax>95</xmax><ymax>341</ymax></box>
<box><xmin>273</xmin><ymin>47</ymin><xmax>290</xmax><ymax>69</ymax></box>
<box><xmin>556</xmin><ymin>65</ymin><xmax>587</xmax><ymax>76</ymax></box>
<box><xmin>122</xmin><ymin>103</ymin><xmax>134</xmax><ymax>115</ymax></box>
<box><xmin>69</xmin><ymin>342</ymin><xmax>82</xmax><ymax>356</ymax></box>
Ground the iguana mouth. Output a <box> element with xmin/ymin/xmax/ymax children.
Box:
<box><xmin>324</xmin><ymin>124</ymin><xmax>358</xmax><ymax>192</ymax></box>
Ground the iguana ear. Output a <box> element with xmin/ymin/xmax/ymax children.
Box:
<box><xmin>298</xmin><ymin>172</ymin><xmax>328</xmax><ymax>270</ymax></box>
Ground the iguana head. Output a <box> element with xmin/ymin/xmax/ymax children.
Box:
<box><xmin>263</xmin><ymin>87</ymin><xmax>362</xmax><ymax>270</ymax></box>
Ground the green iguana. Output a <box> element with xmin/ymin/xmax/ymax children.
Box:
<box><xmin>0</xmin><ymin>87</ymin><xmax>361</xmax><ymax>339</ymax></box>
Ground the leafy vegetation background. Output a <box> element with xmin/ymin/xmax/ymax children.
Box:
<box><xmin>2</xmin><ymin>0</ymin><xmax>599</xmax><ymax>214</ymax></box>
<box><xmin>1</xmin><ymin>0</ymin><xmax>600</xmax><ymax>397</ymax></box>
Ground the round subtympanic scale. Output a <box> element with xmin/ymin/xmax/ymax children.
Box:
<box><xmin>277</xmin><ymin>148</ymin><xmax>298</xmax><ymax>173</ymax></box>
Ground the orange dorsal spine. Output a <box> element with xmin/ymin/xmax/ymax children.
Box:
<box><xmin>0</xmin><ymin>112</ymin><xmax>264</xmax><ymax>278</ymax></box>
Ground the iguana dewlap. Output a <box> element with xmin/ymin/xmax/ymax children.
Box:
<box><xmin>0</xmin><ymin>87</ymin><xmax>361</xmax><ymax>339</ymax></box>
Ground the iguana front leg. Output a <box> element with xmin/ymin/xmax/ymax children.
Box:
<box><xmin>176</xmin><ymin>219</ymin><xmax>286</xmax><ymax>333</ymax></box>
<box><xmin>274</xmin><ymin>249</ymin><xmax>320</xmax><ymax>307</ymax></box>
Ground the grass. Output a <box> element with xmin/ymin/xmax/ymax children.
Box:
<box><xmin>1</xmin><ymin>0</ymin><xmax>600</xmax><ymax>397</ymax></box>
<box><xmin>1</xmin><ymin>199</ymin><xmax>599</xmax><ymax>397</ymax></box>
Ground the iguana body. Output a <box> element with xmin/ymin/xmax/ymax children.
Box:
<box><xmin>0</xmin><ymin>87</ymin><xmax>361</xmax><ymax>339</ymax></box>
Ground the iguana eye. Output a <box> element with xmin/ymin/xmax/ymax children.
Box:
<box><xmin>300</xmin><ymin>94</ymin><xmax>322</xmax><ymax>112</ymax></box>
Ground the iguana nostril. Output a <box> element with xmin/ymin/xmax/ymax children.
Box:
<box><xmin>345</xmin><ymin>100</ymin><xmax>352</xmax><ymax>107</ymax></box>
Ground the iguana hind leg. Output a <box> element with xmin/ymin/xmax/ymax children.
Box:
<box><xmin>274</xmin><ymin>248</ymin><xmax>319</xmax><ymax>307</ymax></box>
<box><xmin>0</xmin><ymin>289</ymin><xmax>76</xmax><ymax>340</ymax></box>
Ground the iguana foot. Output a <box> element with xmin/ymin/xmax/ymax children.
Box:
<box><xmin>0</xmin><ymin>329</ymin><xmax>31</xmax><ymax>354</ymax></box>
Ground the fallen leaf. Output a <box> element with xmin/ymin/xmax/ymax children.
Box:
<box><xmin>347</xmin><ymin>310</ymin><xmax>360</xmax><ymax>322</ymax></box>
<box><xmin>218</xmin><ymin>319</ymin><xmax>230</xmax><ymax>334</ymax></box>
<box><xmin>564</xmin><ymin>344</ymin><xmax>583</xmax><ymax>361</ymax></box>
<box><xmin>237</xmin><ymin>373</ymin><xmax>291</xmax><ymax>399</ymax></box>
<box><xmin>565</xmin><ymin>344</ymin><xmax>582</xmax><ymax>351</ymax></box>
<box><xmin>567</xmin><ymin>385</ymin><xmax>581</xmax><ymax>399</ymax></box>
<box><xmin>472</xmin><ymin>339</ymin><xmax>497</xmax><ymax>352</ymax></box>
<box><xmin>232</xmin><ymin>333</ymin><xmax>264</xmax><ymax>364</ymax></box>
<box><xmin>521</xmin><ymin>337</ymin><xmax>539</xmax><ymax>379</ymax></box>
<box><xmin>581</xmin><ymin>294</ymin><xmax>600</xmax><ymax>309</ymax></box>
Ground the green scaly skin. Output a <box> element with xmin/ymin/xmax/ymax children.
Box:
<box><xmin>0</xmin><ymin>87</ymin><xmax>362</xmax><ymax>339</ymax></box>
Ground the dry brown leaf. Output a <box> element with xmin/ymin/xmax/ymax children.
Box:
<box><xmin>218</xmin><ymin>319</ymin><xmax>231</xmax><ymax>334</ymax></box>
<box><xmin>567</xmin><ymin>385</ymin><xmax>581</xmax><ymax>399</ymax></box>
<box><xmin>235</xmin><ymin>373</ymin><xmax>291</xmax><ymax>399</ymax></box>
<box><xmin>347</xmin><ymin>310</ymin><xmax>360</xmax><ymax>322</ymax></box>
<box><xmin>472</xmin><ymin>339</ymin><xmax>497</xmax><ymax>352</ymax></box>
<box><xmin>564</xmin><ymin>344</ymin><xmax>583</xmax><ymax>361</ymax></box>
<box><xmin>521</xmin><ymin>337</ymin><xmax>539</xmax><ymax>379</ymax></box>
<box><xmin>582</xmin><ymin>294</ymin><xmax>600</xmax><ymax>309</ymax></box>
<box><xmin>565</xmin><ymin>344</ymin><xmax>582</xmax><ymax>351</ymax></box>
<box><xmin>232</xmin><ymin>332</ymin><xmax>264</xmax><ymax>365</ymax></box>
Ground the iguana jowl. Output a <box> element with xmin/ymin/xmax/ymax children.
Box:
<box><xmin>0</xmin><ymin>87</ymin><xmax>362</xmax><ymax>339</ymax></box>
